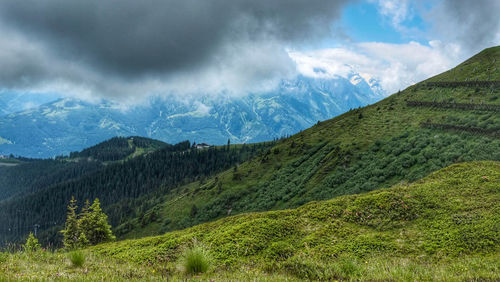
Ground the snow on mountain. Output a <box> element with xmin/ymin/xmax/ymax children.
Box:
<box><xmin>0</xmin><ymin>92</ymin><xmax>62</xmax><ymax>116</ymax></box>
<box><xmin>0</xmin><ymin>74</ymin><xmax>385</xmax><ymax>157</ymax></box>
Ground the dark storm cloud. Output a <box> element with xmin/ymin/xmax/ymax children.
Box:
<box><xmin>0</xmin><ymin>0</ymin><xmax>351</xmax><ymax>78</ymax></box>
<box><xmin>429</xmin><ymin>0</ymin><xmax>500</xmax><ymax>52</ymax></box>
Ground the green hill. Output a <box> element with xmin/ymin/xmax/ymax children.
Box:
<box><xmin>68</xmin><ymin>136</ymin><xmax>169</xmax><ymax>162</ymax></box>
<box><xmin>118</xmin><ymin>46</ymin><xmax>500</xmax><ymax>238</ymax></box>
<box><xmin>1</xmin><ymin>161</ymin><xmax>498</xmax><ymax>280</ymax></box>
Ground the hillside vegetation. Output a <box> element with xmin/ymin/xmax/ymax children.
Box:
<box><xmin>119</xmin><ymin>46</ymin><xmax>500</xmax><ymax>238</ymax></box>
<box><xmin>0</xmin><ymin>137</ymin><xmax>164</xmax><ymax>201</ymax></box>
<box><xmin>0</xmin><ymin>137</ymin><xmax>275</xmax><ymax>246</ymax></box>
<box><xmin>1</xmin><ymin>161</ymin><xmax>498</xmax><ymax>280</ymax></box>
<box><xmin>68</xmin><ymin>136</ymin><xmax>168</xmax><ymax>162</ymax></box>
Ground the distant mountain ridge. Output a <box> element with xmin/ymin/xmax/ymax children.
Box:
<box><xmin>0</xmin><ymin>74</ymin><xmax>384</xmax><ymax>157</ymax></box>
<box><xmin>0</xmin><ymin>92</ymin><xmax>61</xmax><ymax>116</ymax></box>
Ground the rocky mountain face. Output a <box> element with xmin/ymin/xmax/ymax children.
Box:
<box><xmin>0</xmin><ymin>75</ymin><xmax>384</xmax><ymax>157</ymax></box>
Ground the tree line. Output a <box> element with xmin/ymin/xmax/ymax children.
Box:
<box><xmin>0</xmin><ymin>159</ymin><xmax>103</xmax><ymax>201</ymax></box>
<box><xmin>0</xmin><ymin>140</ymin><xmax>275</xmax><ymax>247</ymax></box>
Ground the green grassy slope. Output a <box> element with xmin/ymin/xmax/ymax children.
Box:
<box><xmin>2</xmin><ymin>161</ymin><xmax>494</xmax><ymax>281</ymax></box>
<box><xmin>120</xmin><ymin>46</ymin><xmax>500</xmax><ymax>238</ymax></box>
<box><xmin>426</xmin><ymin>46</ymin><xmax>500</xmax><ymax>82</ymax></box>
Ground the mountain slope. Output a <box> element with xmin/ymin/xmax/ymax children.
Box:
<box><xmin>91</xmin><ymin>162</ymin><xmax>500</xmax><ymax>280</ymax></box>
<box><xmin>2</xmin><ymin>161</ymin><xmax>498</xmax><ymax>281</ymax></box>
<box><xmin>69</xmin><ymin>136</ymin><xmax>168</xmax><ymax>162</ymax></box>
<box><xmin>0</xmin><ymin>75</ymin><xmax>383</xmax><ymax>158</ymax></box>
<box><xmin>118</xmin><ymin>46</ymin><xmax>500</xmax><ymax>238</ymax></box>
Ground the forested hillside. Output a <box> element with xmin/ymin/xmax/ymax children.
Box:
<box><xmin>0</xmin><ymin>138</ymin><xmax>275</xmax><ymax>246</ymax></box>
<box><xmin>118</xmin><ymin>46</ymin><xmax>500</xmax><ymax>239</ymax></box>
<box><xmin>0</xmin><ymin>137</ymin><xmax>166</xmax><ymax>201</ymax></box>
<box><xmin>69</xmin><ymin>136</ymin><xmax>168</xmax><ymax>162</ymax></box>
<box><xmin>0</xmin><ymin>159</ymin><xmax>102</xmax><ymax>201</ymax></box>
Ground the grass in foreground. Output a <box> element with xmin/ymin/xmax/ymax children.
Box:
<box><xmin>182</xmin><ymin>246</ymin><xmax>211</xmax><ymax>275</ymax></box>
<box><xmin>0</xmin><ymin>250</ymin><xmax>165</xmax><ymax>281</ymax></box>
<box><xmin>68</xmin><ymin>251</ymin><xmax>86</xmax><ymax>268</ymax></box>
<box><xmin>0</xmin><ymin>249</ymin><xmax>497</xmax><ymax>281</ymax></box>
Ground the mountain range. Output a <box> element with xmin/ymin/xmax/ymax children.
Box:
<box><xmin>0</xmin><ymin>74</ymin><xmax>384</xmax><ymax>158</ymax></box>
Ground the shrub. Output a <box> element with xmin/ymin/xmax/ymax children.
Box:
<box><xmin>182</xmin><ymin>246</ymin><xmax>210</xmax><ymax>275</ymax></box>
<box><xmin>23</xmin><ymin>233</ymin><xmax>41</xmax><ymax>253</ymax></box>
<box><xmin>265</xmin><ymin>241</ymin><xmax>295</xmax><ymax>261</ymax></box>
<box><xmin>68</xmin><ymin>251</ymin><xmax>86</xmax><ymax>267</ymax></box>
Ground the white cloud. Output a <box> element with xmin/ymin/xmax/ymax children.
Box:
<box><xmin>289</xmin><ymin>41</ymin><xmax>461</xmax><ymax>95</ymax></box>
<box><xmin>1</xmin><ymin>22</ymin><xmax>468</xmax><ymax>105</ymax></box>
<box><xmin>288</xmin><ymin>48</ymin><xmax>366</xmax><ymax>79</ymax></box>
<box><xmin>372</xmin><ymin>0</ymin><xmax>410</xmax><ymax>29</ymax></box>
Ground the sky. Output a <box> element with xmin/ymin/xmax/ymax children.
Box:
<box><xmin>0</xmin><ymin>0</ymin><xmax>499</xmax><ymax>104</ymax></box>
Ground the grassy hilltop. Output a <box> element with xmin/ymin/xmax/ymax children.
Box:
<box><xmin>1</xmin><ymin>161</ymin><xmax>498</xmax><ymax>280</ymax></box>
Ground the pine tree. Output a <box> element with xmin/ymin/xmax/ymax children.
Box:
<box><xmin>82</xmin><ymin>198</ymin><xmax>115</xmax><ymax>245</ymax></box>
<box><xmin>61</xmin><ymin>196</ymin><xmax>79</xmax><ymax>249</ymax></box>
<box><xmin>77</xmin><ymin>200</ymin><xmax>91</xmax><ymax>248</ymax></box>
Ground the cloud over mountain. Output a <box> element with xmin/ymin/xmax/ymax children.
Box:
<box><xmin>0</xmin><ymin>0</ymin><xmax>499</xmax><ymax>102</ymax></box>
<box><xmin>0</xmin><ymin>0</ymin><xmax>350</xmax><ymax>100</ymax></box>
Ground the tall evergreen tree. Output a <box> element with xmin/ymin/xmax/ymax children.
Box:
<box><xmin>61</xmin><ymin>196</ymin><xmax>79</xmax><ymax>249</ymax></box>
<box><xmin>77</xmin><ymin>200</ymin><xmax>91</xmax><ymax>247</ymax></box>
<box><xmin>82</xmin><ymin>198</ymin><xmax>115</xmax><ymax>245</ymax></box>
